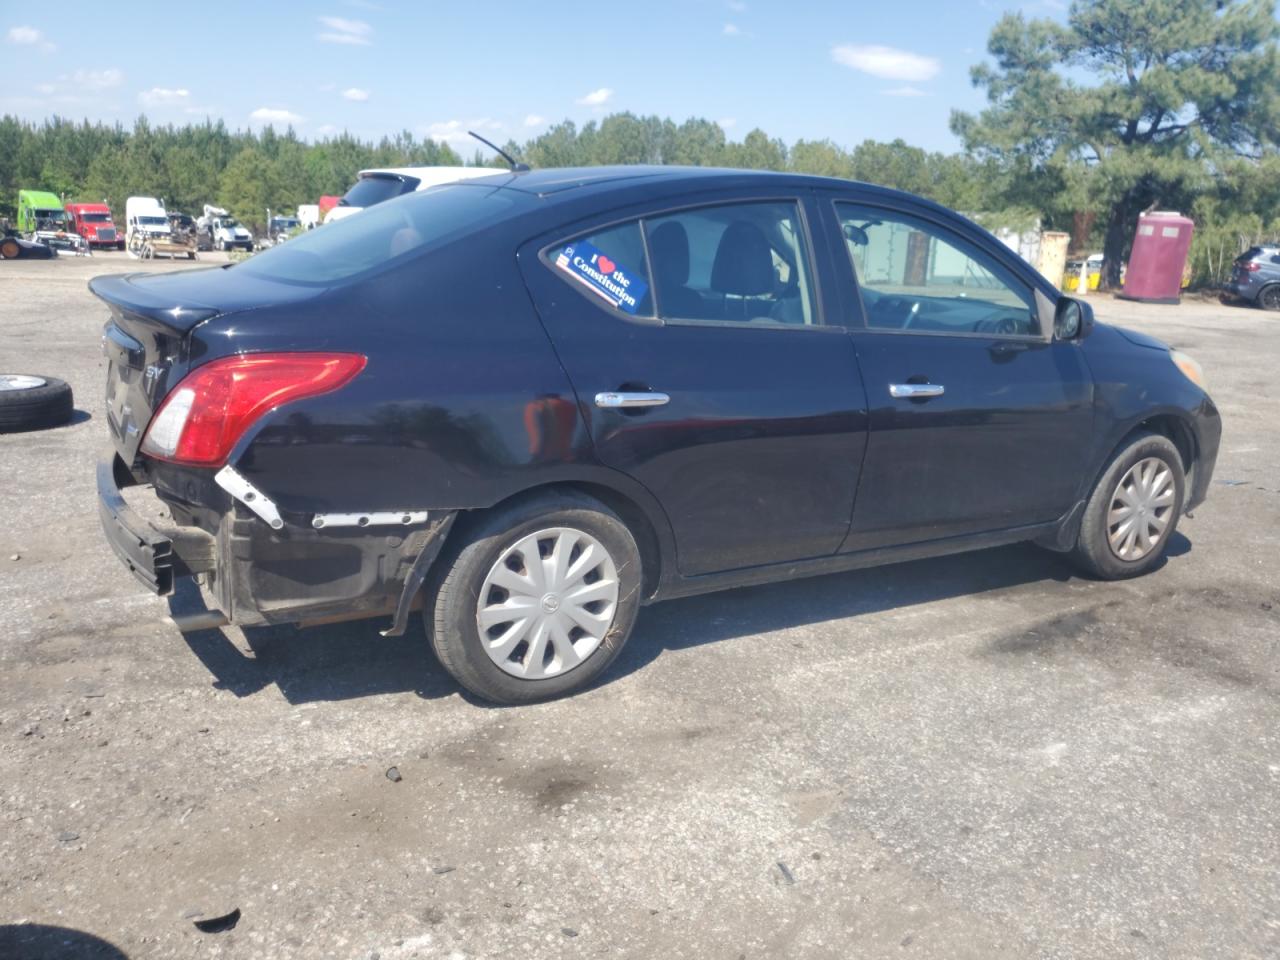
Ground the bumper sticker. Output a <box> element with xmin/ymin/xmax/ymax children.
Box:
<box><xmin>555</xmin><ymin>241</ymin><xmax>648</xmax><ymax>314</ymax></box>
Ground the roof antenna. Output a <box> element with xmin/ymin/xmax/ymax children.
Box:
<box><xmin>468</xmin><ymin>130</ymin><xmax>530</xmax><ymax>172</ymax></box>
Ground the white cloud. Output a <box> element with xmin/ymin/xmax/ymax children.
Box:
<box><xmin>576</xmin><ymin>87</ymin><xmax>613</xmax><ymax>107</ymax></box>
<box><xmin>139</xmin><ymin>86</ymin><xmax>189</xmax><ymax>106</ymax></box>
<box><xmin>423</xmin><ymin>119</ymin><xmax>468</xmax><ymax>143</ymax></box>
<box><xmin>469</xmin><ymin>117</ymin><xmax>501</xmax><ymax>131</ymax></box>
<box><xmin>251</xmin><ymin>107</ymin><xmax>304</xmax><ymax>125</ymax></box>
<box><xmin>317</xmin><ymin>15</ymin><xmax>373</xmax><ymax>45</ymax></box>
<box><xmin>7</xmin><ymin>25</ymin><xmax>55</xmax><ymax>51</ymax></box>
<box><xmin>524</xmin><ymin>114</ymin><xmax>546</xmax><ymax>127</ymax></box>
<box><xmin>341</xmin><ymin>87</ymin><xmax>369</xmax><ymax>101</ymax></box>
<box><xmin>831</xmin><ymin>44</ymin><xmax>940</xmax><ymax>82</ymax></box>
<box><xmin>72</xmin><ymin>68</ymin><xmax>123</xmax><ymax>90</ymax></box>
<box><xmin>317</xmin><ymin>123</ymin><xmax>340</xmax><ymax>135</ymax></box>
<box><xmin>723</xmin><ymin>23</ymin><xmax>740</xmax><ymax>35</ymax></box>
<box><xmin>882</xmin><ymin>85</ymin><xmax>929</xmax><ymax>97</ymax></box>
<box><xmin>718</xmin><ymin>117</ymin><xmax>737</xmax><ymax>129</ymax></box>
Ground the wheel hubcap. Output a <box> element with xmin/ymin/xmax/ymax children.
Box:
<box><xmin>476</xmin><ymin>527</ymin><xmax>620</xmax><ymax>680</ymax></box>
<box><xmin>1107</xmin><ymin>457</ymin><xmax>1175</xmax><ymax>561</ymax></box>
<box><xmin>0</xmin><ymin>375</ymin><xmax>46</xmax><ymax>391</ymax></box>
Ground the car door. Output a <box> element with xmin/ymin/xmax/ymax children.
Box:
<box><xmin>820</xmin><ymin>196</ymin><xmax>1094</xmax><ymax>552</ymax></box>
<box><xmin>518</xmin><ymin>192</ymin><xmax>868</xmax><ymax>577</ymax></box>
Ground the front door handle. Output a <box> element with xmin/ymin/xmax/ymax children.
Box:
<box><xmin>595</xmin><ymin>391</ymin><xmax>671</xmax><ymax>409</ymax></box>
<box><xmin>889</xmin><ymin>383</ymin><xmax>945</xmax><ymax>399</ymax></box>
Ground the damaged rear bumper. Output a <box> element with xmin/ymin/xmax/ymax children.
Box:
<box><xmin>97</xmin><ymin>455</ymin><xmax>215</xmax><ymax>595</ymax></box>
<box><xmin>97</xmin><ymin>453</ymin><xmax>454</xmax><ymax>634</ymax></box>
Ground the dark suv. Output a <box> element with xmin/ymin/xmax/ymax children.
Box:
<box><xmin>1224</xmin><ymin>245</ymin><xmax>1280</xmax><ymax>310</ymax></box>
<box><xmin>94</xmin><ymin>167</ymin><xmax>1220</xmax><ymax>703</ymax></box>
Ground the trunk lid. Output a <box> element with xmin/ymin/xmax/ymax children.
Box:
<box><xmin>90</xmin><ymin>268</ymin><xmax>323</xmax><ymax>462</ymax></box>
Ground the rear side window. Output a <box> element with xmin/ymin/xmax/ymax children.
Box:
<box><xmin>550</xmin><ymin>222</ymin><xmax>654</xmax><ymax>316</ymax></box>
<box><xmin>236</xmin><ymin>185</ymin><xmax>522</xmax><ymax>285</ymax></box>
<box><xmin>548</xmin><ymin>201</ymin><xmax>817</xmax><ymax>325</ymax></box>
<box><xmin>340</xmin><ymin>173</ymin><xmax>421</xmax><ymax>208</ymax></box>
<box><xmin>644</xmin><ymin>201</ymin><xmax>816</xmax><ymax>325</ymax></box>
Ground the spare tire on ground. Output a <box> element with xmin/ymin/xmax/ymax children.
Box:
<box><xmin>0</xmin><ymin>375</ymin><xmax>74</xmax><ymax>432</ymax></box>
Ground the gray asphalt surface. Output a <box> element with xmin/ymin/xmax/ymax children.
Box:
<box><xmin>1</xmin><ymin>252</ymin><xmax>1277</xmax><ymax>960</ymax></box>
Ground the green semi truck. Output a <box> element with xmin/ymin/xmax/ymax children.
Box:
<box><xmin>16</xmin><ymin>190</ymin><xmax>89</xmax><ymax>255</ymax></box>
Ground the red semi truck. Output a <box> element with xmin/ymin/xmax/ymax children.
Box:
<box><xmin>65</xmin><ymin>202</ymin><xmax>125</xmax><ymax>250</ymax></box>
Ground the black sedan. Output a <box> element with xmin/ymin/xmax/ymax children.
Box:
<box><xmin>93</xmin><ymin>167</ymin><xmax>1220</xmax><ymax>703</ymax></box>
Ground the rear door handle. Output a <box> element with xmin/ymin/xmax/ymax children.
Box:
<box><xmin>594</xmin><ymin>391</ymin><xmax>670</xmax><ymax>409</ymax></box>
<box><xmin>889</xmin><ymin>383</ymin><xmax>945</xmax><ymax>399</ymax></box>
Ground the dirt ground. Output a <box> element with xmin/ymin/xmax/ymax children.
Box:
<box><xmin>1</xmin><ymin>251</ymin><xmax>1277</xmax><ymax>960</ymax></box>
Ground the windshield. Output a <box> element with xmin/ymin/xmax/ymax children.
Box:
<box><xmin>221</xmin><ymin>218</ymin><xmax>241</xmax><ymax>229</ymax></box>
<box><xmin>237</xmin><ymin>184</ymin><xmax>523</xmax><ymax>285</ymax></box>
<box><xmin>81</xmin><ymin>212</ymin><xmax>112</xmax><ymax>223</ymax></box>
<box><xmin>340</xmin><ymin>173</ymin><xmax>420</xmax><ymax>209</ymax></box>
<box><xmin>36</xmin><ymin>209</ymin><xmax>68</xmax><ymax>223</ymax></box>
<box><xmin>138</xmin><ymin>216</ymin><xmax>167</xmax><ymax>226</ymax></box>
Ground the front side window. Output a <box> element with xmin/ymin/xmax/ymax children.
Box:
<box><xmin>644</xmin><ymin>201</ymin><xmax>816</xmax><ymax>325</ymax></box>
<box><xmin>837</xmin><ymin>202</ymin><xmax>1038</xmax><ymax>337</ymax></box>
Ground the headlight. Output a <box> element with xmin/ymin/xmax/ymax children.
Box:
<box><xmin>1170</xmin><ymin>349</ymin><xmax>1206</xmax><ymax>390</ymax></box>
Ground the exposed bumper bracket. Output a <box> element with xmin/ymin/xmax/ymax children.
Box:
<box><xmin>215</xmin><ymin>465</ymin><xmax>284</xmax><ymax>530</ymax></box>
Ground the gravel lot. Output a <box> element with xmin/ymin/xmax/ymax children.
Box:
<box><xmin>1</xmin><ymin>251</ymin><xmax>1277</xmax><ymax>960</ymax></box>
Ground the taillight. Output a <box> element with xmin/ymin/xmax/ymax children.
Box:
<box><xmin>140</xmin><ymin>352</ymin><xmax>366</xmax><ymax>466</ymax></box>
<box><xmin>1240</xmin><ymin>261</ymin><xmax>1261</xmax><ymax>272</ymax></box>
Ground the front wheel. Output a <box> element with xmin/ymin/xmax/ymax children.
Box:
<box><xmin>427</xmin><ymin>491</ymin><xmax>642</xmax><ymax>704</ymax></box>
<box><xmin>1071</xmin><ymin>431</ymin><xmax>1186</xmax><ymax>579</ymax></box>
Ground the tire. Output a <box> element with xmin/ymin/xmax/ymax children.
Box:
<box><xmin>1071</xmin><ymin>431</ymin><xmax>1185</xmax><ymax>580</ymax></box>
<box><xmin>1259</xmin><ymin>285</ymin><xmax>1280</xmax><ymax>311</ymax></box>
<box><xmin>427</xmin><ymin>491</ymin><xmax>642</xmax><ymax>704</ymax></box>
<box><xmin>0</xmin><ymin>237</ymin><xmax>20</xmax><ymax>259</ymax></box>
<box><xmin>0</xmin><ymin>375</ymin><xmax>74</xmax><ymax>433</ymax></box>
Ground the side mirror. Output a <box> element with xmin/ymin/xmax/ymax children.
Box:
<box><xmin>1054</xmin><ymin>297</ymin><xmax>1092</xmax><ymax>341</ymax></box>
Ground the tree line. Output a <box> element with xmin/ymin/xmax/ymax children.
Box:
<box><xmin>1</xmin><ymin>0</ymin><xmax>1276</xmax><ymax>287</ymax></box>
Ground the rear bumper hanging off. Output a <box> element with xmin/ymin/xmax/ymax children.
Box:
<box><xmin>96</xmin><ymin>454</ymin><xmax>216</xmax><ymax>595</ymax></box>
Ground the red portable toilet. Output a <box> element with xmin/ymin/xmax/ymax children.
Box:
<box><xmin>1120</xmin><ymin>211</ymin><xmax>1194</xmax><ymax>304</ymax></box>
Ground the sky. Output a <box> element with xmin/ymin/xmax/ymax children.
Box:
<box><xmin>0</xmin><ymin>0</ymin><xmax>1072</xmax><ymax>155</ymax></box>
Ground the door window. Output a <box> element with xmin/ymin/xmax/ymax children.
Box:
<box><xmin>644</xmin><ymin>201</ymin><xmax>816</xmax><ymax>325</ymax></box>
<box><xmin>836</xmin><ymin>202</ymin><xmax>1038</xmax><ymax>337</ymax></box>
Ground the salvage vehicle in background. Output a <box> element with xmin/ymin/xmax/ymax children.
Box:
<box><xmin>324</xmin><ymin>166</ymin><xmax>497</xmax><ymax>223</ymax></box>
<box><xmin>66</xmin><ymin>202</ymin><xmax>125</xmax><ymax>250</ymax></box>
<box><xmin>17</xmin><ymin>190</ymin><xmax>90</xmax><ymax>255</ymax></box>
<box><xmin>125</xmin><ymin>197</ymin><xmax>196</xmax><ymax>260</ymax></box>
<box><xmin>198</xmin><ymin>205</ymin><xmax>253</xmax><ymax>252</ymax></box>
<box><xmin>0</xmin><ymin>236</ymin><xmax>56</xmax><ymax>260</ymax></box>
<box><xmin>257</xmin><ymin>214</ymin><xmax>302</xmax><ymax>250</ymax></box>
<box><xmin>95</xmin><ymin>166</ymin><xmax>1220</xmax><ymax>704</ymax></box>
<box><xmin>1222</xmin><ymin>244</ymin><xmax>1280</xmax><ymax>310</ymax></box>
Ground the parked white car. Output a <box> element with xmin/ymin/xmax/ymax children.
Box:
<box><xmin>324</xmin><ymin>166</ymin><xmax>498</xmax><ymax>223</ymax></box>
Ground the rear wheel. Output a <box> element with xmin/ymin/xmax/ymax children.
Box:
<box><xmin>1259</xmin><ymin>285</ymin><xmax>1280</xmax><ymax>311</ymax></box>
<box><xmin>1071</xmin><ymin>431</ymin><xmax>1185</xmax><ymax>579</ymax></box>
<box><xmin>0</xmin><ymin>237</ymin><xmax>19</xmax><ymax>259</ymax></box>
<box><xmin>427</xmin><ymin>491</ymin><xmax>642</xmax><ymax>704</ymax></box>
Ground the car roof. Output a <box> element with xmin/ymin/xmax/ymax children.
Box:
<box><xmin>458</xmin><ymin>165</ymin><xmax>840</xmax><ymax>197</ymax></box>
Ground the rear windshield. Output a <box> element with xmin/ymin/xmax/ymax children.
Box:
<box><xmin>1236</xmin><ymin>247</ymin><xmax>1274</xmax><ymax>263</ymax></box>
<box><xmin>340</xmin><ymin>173</ymin><xmax>421</xmax><ymax>209</ymax></box>
<box><xmin>236</xmin><ymin>184</ymin><xmax>523</xmax><ymax>285</ymax></box>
